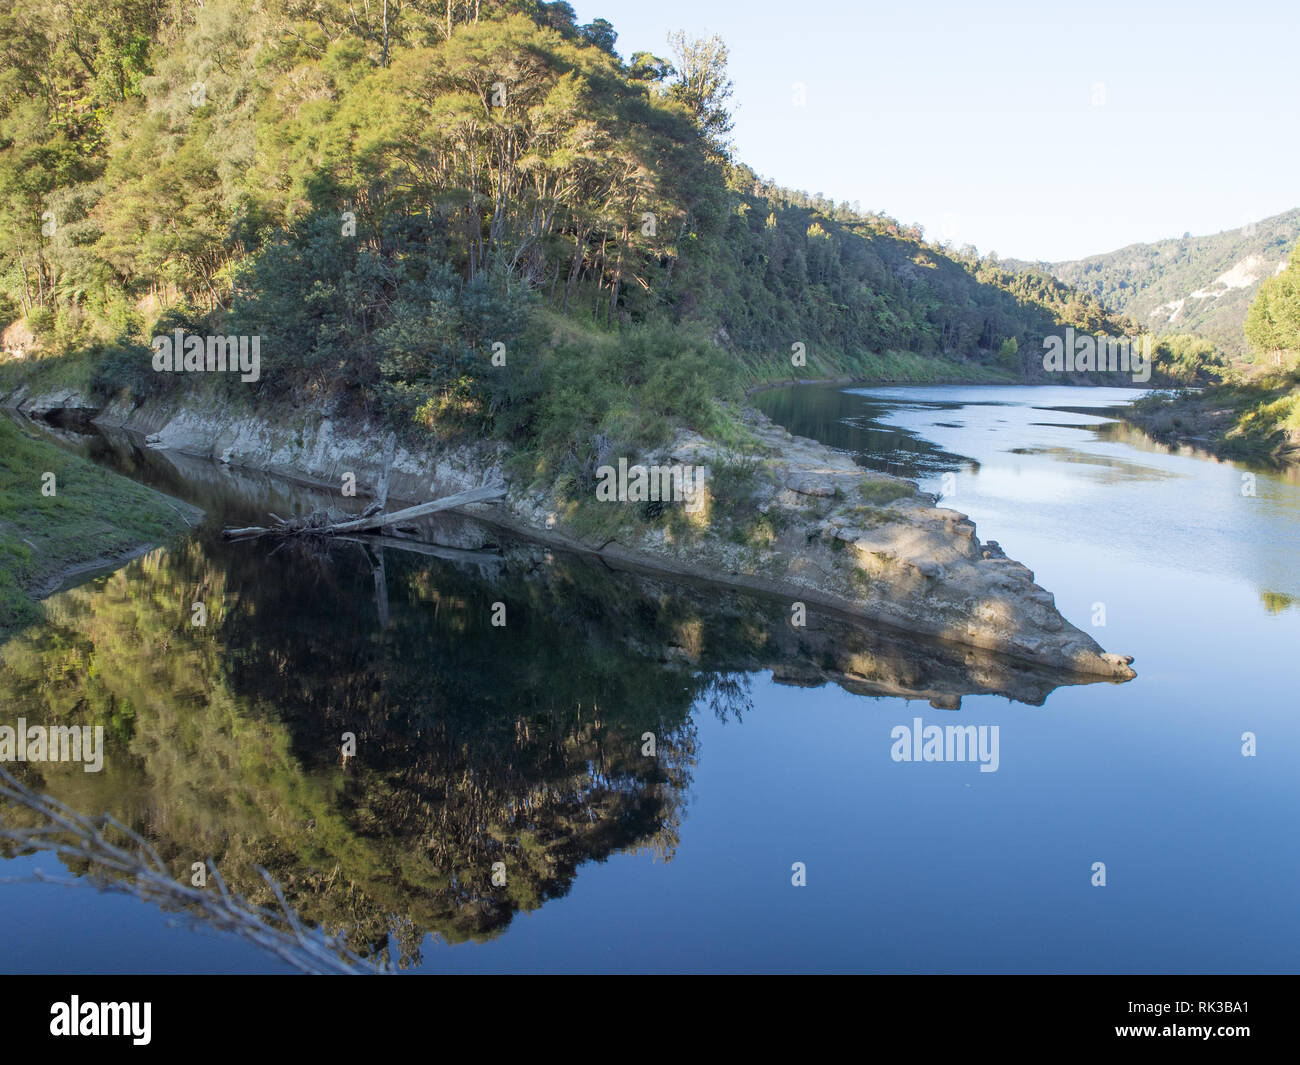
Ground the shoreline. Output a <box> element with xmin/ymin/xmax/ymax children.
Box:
<box><xmin>33</xmin><ymin>543</ymin><xmax>171</xmax><ymax>599</ymax></box>
<box><xmin>462</xmin><ymin>503</ymin><xmax>1134</xmax><ymax>682</ymax></box>
<box><xmin>3</xmin><ymin>385</ymin><xmax>1137</xmax><ymax>679</ymax></box>
<box><xmin>1118</xmin><ymin>404</ymin><xmax>1300</xmax><ymax>472</ymax></box>
<box><xmin>741</xmin><ymin>372</ymin><xmax>1170</xmax><ymax>399</ymax></box>
<box><xmin>0</xmin><ymin>411</ymin><xmax>203</xmax><ymax>640</ymax></box>
<box><xmin>742</xmin><ymin>372</ymin><xmax>1011</xmax><ymax>397</ymax></box>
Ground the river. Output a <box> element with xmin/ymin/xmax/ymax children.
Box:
<box><xmin>2</xmin><ymin>384</ymin><xmax>1297</xmax><ymax>973</ymax></box>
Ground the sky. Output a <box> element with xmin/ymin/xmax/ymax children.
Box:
<box><xmin>572</xmin><ymin>0</ymin><xmax>1300</xmax><ymax>262</ymax></box>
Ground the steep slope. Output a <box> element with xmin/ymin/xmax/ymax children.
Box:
<box><xmin>1</xmin><ymin>0</ymin><xmax>1138</xmax><ymax>405</ymax></box>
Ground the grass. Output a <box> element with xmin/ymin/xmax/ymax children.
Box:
<box><xmin>0</xmin><ymin>349</ymin><xmax>97</xmax><ymax>399</ymax></box>
<box><xmin>560</xmin><ymin>495</ymin><xmax>637</xmax><ymax>542</ymax></box>
<box><xmin>840</xmin><ymin>505</ymin><xmax>904</xmax><ymax>527</ymax></box>
<box><xmin>0</xmin><ymin>417</ymin><xmax>195</xmax><ymax>640</ymax></box>
<box><xmin>856</xmin><ymin>480</ymin><xmax>915</xmax><ymax>505</ymax></box>
<box><xmin>737</xmin><ymin>346</ymin><xmax>1018</xmax><ymax>387</ymax></box>
<box><xmin>1126</xmin><ymin>366</ymin><xmax>1300</xmax><ymax>464</ymax></box>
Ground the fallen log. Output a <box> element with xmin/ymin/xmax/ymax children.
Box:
<box><xmin>222</xmin><ymin>483</ymin><xmax>507</xmax><ymax>541</ymax></box>
<box><xmin>328</xmin><ymin>484</ymin><xmax>506</xmax><ymax>532</ymax></box>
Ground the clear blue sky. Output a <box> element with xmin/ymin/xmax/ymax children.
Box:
<box><xmin>573</xmin><ymin>0</ymin><xmax>1299</xmax><ymax>262</ymax></box>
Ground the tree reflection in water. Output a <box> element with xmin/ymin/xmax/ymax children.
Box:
<box><xmin>0</xmin><ymin>528</ymin><xmax>1109</xmax><ymax>966</ymax></box>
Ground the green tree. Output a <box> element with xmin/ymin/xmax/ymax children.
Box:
<box><xmin>665</xmin><ymin>30</ymin><xmax>734</xmax><ymax>151</ymax></box>
<box><xmin>579</xmin><ymin>18</ymin><xmax>617</xmax><ymax>55</ymax></box>
<box><xmin>1246</xmin><ymin>240</ymin><xmax>1300</xmax><ymax>356</ymax></box>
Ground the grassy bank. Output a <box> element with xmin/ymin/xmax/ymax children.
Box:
<box><xmin>0</xmin><ymin>349</ymin><xmax>97</xmax><ymax>401</ymax></box>
<box><xmin>734</xmin><ymin>346</ymin><xmax>1019</xmax><ymax>388</ymax></box>
<box><xmin>0</xmin><ymin>417</ymin><xmax>198</xmax><ymax>640</ymax></box>
<box><xmin>1124</xmin><ymin>368</ymin><xmax>1300</xmax><ymax>467</ymax></box>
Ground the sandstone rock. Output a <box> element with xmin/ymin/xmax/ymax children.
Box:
<box><xmin>784</xmin><ymin>473</ymin><xmax>838</xmax><ymax>497</ymax></box>
<box><xmin>906</xmin><ymin>558</ymin><xmax>943</xmax><ymax>579</ymax></box>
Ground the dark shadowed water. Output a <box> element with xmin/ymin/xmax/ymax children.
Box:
<box><xmin>3</xmin><ymin>384</ymin><xmax>1298</xmax><ymax>973</ymax></box>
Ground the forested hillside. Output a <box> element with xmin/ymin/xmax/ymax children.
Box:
<box><xmin>1</xmin><ymin>0</ymin><xmax>1177</xmax><ymax>477</ymax></box>
<box><xmin>1008</xmin><ymin>210</ymin><xmax>1300</xmax><ymax>356</ymax></box>
<box><xmin>1125</xmin><ymin>237</ymin><xmax>1300</xmax><ymax>466</ymax></box>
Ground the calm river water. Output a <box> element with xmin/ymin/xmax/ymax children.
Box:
<box><xmin>2</xmin><ymin>384</ymin><xmax>1297</xmax><ymax>973</ymax></box>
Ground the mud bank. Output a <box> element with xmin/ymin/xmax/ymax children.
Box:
<box><xmin>4</xmin><ymin>383</ymin><xmax>1136</xmax><ymax>679</ymax></box>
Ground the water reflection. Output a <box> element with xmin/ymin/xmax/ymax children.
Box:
<box><xmin>10</xmin><ymin>389</ymin><xmax>1299</xmax><ymax>973</ymax></box>
<box><xmin>3</xmin><ymin>481</ymin><xmax>1112</xmax><ymax>963</ymax></box>
<box><xmin>754</xmin><ymin>384</ymin><xmax>1300</xmax><ymax>606</ymax></box>
<box><xmin>750</xmin><ymin>384</ymin><xmax>970</xmax><ymax>479</ymax></box>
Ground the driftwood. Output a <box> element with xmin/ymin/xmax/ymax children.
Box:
<box><xmin>221</xmin><ymin>484</ymin><xmax>506</xmax><ymax>541</ymax></box>
<box><xmin>222</xmin><ymin>431</ymin><xmax>505</xmax><ymax>543</ymax></box>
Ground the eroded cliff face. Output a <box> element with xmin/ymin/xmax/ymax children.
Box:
<box><xmin>4</xmin><ymin>383</ymin><xmax>1135</xmax><ymax>679</ymax></box>
<box><xmin>532</xmin><ymin>412</ymin><xmax>1136</xmax><ymax>679</ymax></box>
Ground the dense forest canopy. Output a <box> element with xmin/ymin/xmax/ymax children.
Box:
<box><xmin>1</xmin><ymin>0</ymin><xmax>1201</xmax><ymax>475</ymax></box>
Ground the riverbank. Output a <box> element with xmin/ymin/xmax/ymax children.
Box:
<box><xmin>0</xmin><ymin>415</ymin><xmax>202</xmax><ymax>640</ymax></box>
<box><xmin>740</xmin><ymin>357</ymin><xmax>1017</xmax><ymax>397</ymax></box>
<box><xmin>0</xmin><ymin>377</ymin><xmax>1140</xmax><ymax>679</ymax></box>
<box><xmin>1120</xmin><ymin>370</ymin><xmax>1300</xmax><ymax>468</ymax></box>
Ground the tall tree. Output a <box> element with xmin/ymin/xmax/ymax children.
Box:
<box><xmin>665</xmin><ymin>30</ymin><xmax>733</xmax><ymax>152</ymax></box>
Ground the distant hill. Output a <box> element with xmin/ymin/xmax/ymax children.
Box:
<box><xmin>1007</xmin><ymin>209</ymin><xmax>1300</xmax><ymax>355</ymax></box>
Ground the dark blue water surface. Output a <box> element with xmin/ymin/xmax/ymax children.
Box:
<box><xmin>2</xmin><ymin>385</ymin><xmax>1297</xmax><ymax>973</ymax></box>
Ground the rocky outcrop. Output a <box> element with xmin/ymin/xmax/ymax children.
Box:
<box><xmin>1</xmin><ymin>383</ymin><xmax>100</xmax><ymax>425</ymax></box>
<box><xmin>524</xmin><ymin>413</ymin><xmax>1135</xmax><ymax>679</ymax></box>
